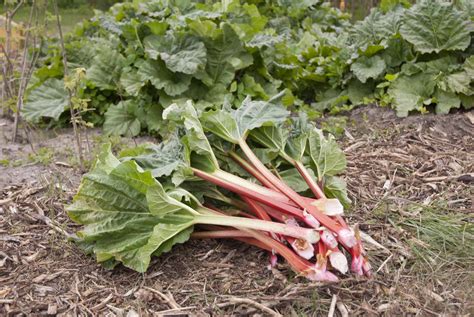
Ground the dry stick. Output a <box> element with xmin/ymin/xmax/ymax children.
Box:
<box><xmin>337</xmin><ymin>302</ymin><xmax>349</xmax><ymax>317</ymax></box>
<box><xmin>327</xmin><ymin>294</ymin><xmax>337</xmax><ymax>317</ymax></box>
<box><xmin>13</xmin><ymin>2</ymin><xmax>36</xmax><ymax>141</ymax></box>
<box><xmin>4</xmin><ymin>0</ymin><xmax>24</xmax><ymax>85</ymax></box>
<box><xmin>143</xmin><ymin>286</ymin><xmax>181</xmax><ymax>310</ymax></box>
<box><xmin>53</xmin><ymin>0</ymin><xmax>84</xmax><ymax>170</ymax></box>
<box><xmin>218</xmin><ymin>297</ymin><xmax>282</xmax><ymax>317</ymax></box>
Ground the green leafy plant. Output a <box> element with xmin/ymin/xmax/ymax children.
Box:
<box><xmin>68</xmin><ymin>97</ymin><xmax>371</xmax><ymax>280</ymax></box>
<box><xmin>21</xmin><ymin>0</ymin><xmax>474</xmax><ymax>136</ymax></box>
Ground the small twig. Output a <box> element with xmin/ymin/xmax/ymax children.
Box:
<box><xmin>13</xmin><ymin>1</ymin><xmax>36</xmax><ymax>141</ymax></box>
<box><xmin>155</xmin><ymin>306</ymin><xmax>197</xmax><ymax>314</ymax></box>
<box><xmin>360</xmin><ymin>231</ymin><xmax>390</xmax><ymax>253</ymax></box>
<box><xmin>327</xmin><ymin>294</ymin><xmax>337</xmax><ymax>317</ymax></box>
<box><xmin>53</xmin><ymin>0</ymin><xmax>84</xmax><ymax>171</ymax></box>
<box><xmin>30</xmin><ymin>205</ymin><xmax>76</xmax><ymax>240</ymax></box>
<box><xmin>0</xmin><ymin>198</ymin><xmax>13</xmax><ymax>205</ymax></box>
<box><xmin>143</xmin><ymin>286</ymin><xmax>180</xmax><ymax>310</ymax></box>
<box><xmin>91</xmin><ymin>294</ymin><xmax>113</xmax><ymax>311</ymax></box>
<box><xmin>336</xmin><ymin>302</ymin><xmax>349</xmax><ymax>317</ymax></box>
<box><xmin>0</xmin><ymin>299</ymin><xmax>15</xmax><ymax>304</ymax></box>
<box><xmin>10</xmin><ymin>0</ymin><xmax>25</xmax><ymax>18</ymax></box>
<box><xmin>218</xmin><ymin>297</ymin><xmax>282</xmax><ymax>317</ymax></box>
<box><xmin>376</xmin><ymin>254</ymin><xmax>393</xmax><ymax>273</ymax></box>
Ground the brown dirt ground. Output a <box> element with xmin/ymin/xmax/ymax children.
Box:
<box><xmin>1</xmin><ymin>106</ymin><xmax>473</xmax><ymax>316</ymax></box>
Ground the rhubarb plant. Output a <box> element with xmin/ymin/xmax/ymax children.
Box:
<box><xmin>68</xmin><ymin>97</ymin><xmax>372</xmax><ymax>281</ymax></box>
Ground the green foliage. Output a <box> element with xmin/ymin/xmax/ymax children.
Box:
<box><xmin>399</xmin><ymin>0</ymin><xmax>472</xmax><ymax>54</ymax></box>
<box><xmin>69</xmin><ymin>100</ymin><xmax>352</xmax><ymax>272</ymax></box>
<box><xmin>22</xmin><ymin>79</ymin><xmax>69</xmax><ymax>122</ymax></box>
<box><xmin>28</xmin><ymin>147</ymin><xmax>55</xmax><ymax>165</ymax></box>
<box><xmin>23</xmin><ymin>0</ymin><xmax>474</xmax><ymax>135</ymax></box>
<box><xmin>67</xmin><ymin>153</ymin><xmax>194</xmax><ymax>272</ymax></box>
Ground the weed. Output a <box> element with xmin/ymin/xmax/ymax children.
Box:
<box><xmin>0</xmin><ymin>159</ymin><xmax>10</xmax><ymax>167</ymax></box>
<box><xmin>28</xmin><ymin>147</ymin><xmax>54</xmax><ymax>165</ymax></box>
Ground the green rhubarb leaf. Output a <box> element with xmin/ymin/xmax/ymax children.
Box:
<box><xmin>312</xmin><ymin>89</ymin><xmax>349</xmax><ymax>112</ymax></box>
<box><xmin>250</xmin><ymin>125</ymin><xmax>288</xmax><ymax>155</ymax></box>
<box><xmin>382</xmin><ymin>37</ymin><xmax>413</xmax><ymax>68</ymax></box>
<box><xmin>201</xmin><ymin>96</ymin><xmax>289</xmax><ymax>144</ymax></box>
<box><xmin>445</xmin><ymin>72</ymin><xmax>472</xmax><ymax>95</ymax></box>
<box><xmin>22</xmin><ymin>78</ymin><xmax>68</xmax><ymax>122</ymax></box>
<box><xmin>138</xmin><ymin>59</ymin><xmax>191</xmax><ymax>96</ymax></box>
<box><xmin>120</xmin><ymin>70</ymin><xmax>145</xmax><ymax>96</ymax></box>
<box><xmin>460</xmin><ymin>94</ymin><xmax>474</xmax><ymax>109</ymax></box>
<box><xmin>324</xmin><ymin>176</ymin><xmax>351</xmax><ymax>209</ymax></box>
<box><xmin>435</xmin><ymin>90</ymin><xmax>461</xmax><ymax>115</ymax></box>
<box><xmin>146</xmin><ymin>179</ymin><xmax>196</xmax><ymax>218</ymax></box>
<box><xmin>351</xmin><ymin>56</ymin><xmax>386</xmax><ymax>83</ymax></box>
<box><xmin>103</xmin><ymin>100</ymin><xmax>142</xmax><ymax>137</ymax></box>
<box><xmin>197</xmin><ymin>23</ymin><xmax>251</xmax><ymax>87</ymax></box>
<box><xmin>143</xmin><ymin>104</ymin><xmax>164</xmax><ymax>133</ymax></box>
<box><xmin>121</xmin><ymin>136</ymin><xmax>186</xmax><ymax>178</ymax></box>
<box><xmin>87</xmin><ymin>50</ymin><xmax>126</xmax><ymax>90</ymax></box>
<box><xmin>351</xmin><ymin>9</ymin><xmax>402</xmax><ymax>47</ymax></box>
<box><xmin>464</xmin><ymin>56</ymin><xmax>474</xmax><ymax>79</ymax></box>
<box><xmin>163</xmin><ymin>100</ymin><xmax>219</xmax><ymax>172</ymax></box>
<box><xmin>144</xmin><ymin>34</ymin><xmax>207</xmax><ymax>75</ymax></box>
<box><xmin>67</xmin><ymin>157</ymin><xmax>192</xmax><ymax>273</ymax></box>
<box><xmin>347</xmin><ymin>79</ymin><xmax>374</xmax><ymax>105</ymax></box>
<box><xmin>388</xmin><ymin>73</ymin><xmax>436</xmax><ymax>117</ymax></box>
<box><xmin>400</xmin><ymin>0</ymin><xmax>473</xmax><ymax>54</ymax></box>
<box><xmin>307</xmin><ymin>128</ymin><xmax>346</xmax><ymax>181</ymax></box>
<box><xmin>94</xmin><ymin>143</ymin><xmax>120</xmax><ymax>174</ymax></box>
<box><xmin>285</xmin><ymin>114</ymin><xmax>311</xmax><ymax>161</ymax></box>
<box><xmin>279</xmin><ymin>167</ymin><xmax>316</xmax><ymax>193</ymax></box>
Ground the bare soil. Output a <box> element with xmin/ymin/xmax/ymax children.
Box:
<box><xmin>1</xmin><ymin>107</ymin><xmax>473</xmax><ymax>316</ymax></box>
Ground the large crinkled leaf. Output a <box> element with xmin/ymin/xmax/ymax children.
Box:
<box><xmin>103</xmin><ymin>100</ymin><xmax>142</xmax><ymax>137</ymax></box>
<box><xmin>86</xmin><ymin>50</ymin><xmax>126</xmax><ymax>90</ymax></box>
<box><xmin>144</xmin><ymin>34</ymin><xmax>207</xmax><ymax>75</ymax></box>
<box><xmin>435</xmin><ymin>90</ymin><xmax>461</xmax><ymax>114</ymax></box>
<box><xmin>138</xmin><ymin>59</ymin><xmax>191</xmax><ymax>96</ymax></box>
<box><xmin>445</xmin><ymin>72</ymin><xmax>472</xmax><ymax>95</ymax></box>
<box><xmin>121</xmin><ymin>136</ymin><xmax>186</xmax><ymax>178</ymax></box>
<box><xmin>324</xmin><ymin>176</ymin><xmax>351</xmax><ymax>209</ymax></box>
<box><xmin>146</xmin><ymin>179</ymin><xmax>196</xmax><ymax>218</ymax></box>
<box><xmin>312</xmin><ymin>89</ymin><xmax>349</xmax><ymax>112</ymax></box>
<box><xmin>163</xmin><ymin>100</ymin><xmax>220</xmax><ymax>172</ymax></box>
<box><xmin>196</xmin><ymin>23</ymin><xmax>252</xmax><ymax>87</ymax></box>
<box><xmin>382</xmin><ymin>37</ymin><xmax>413</xmax><ymax>68</ymax></box>
<box><xmin>120</xmin><ymin>70</ymin><xmax>145</xmax><ymax>96</ymax></box>
<box><xmin>234</xmin><ymin>97</ymin><xmax>289</xmax><ymax>137</ymax></box>
<box><xmin>94</xmin><ymin>143</ymin><xmax>120</xmax><ymax>174</ymax></box>
<box><xmin>464</xmin><ymin>56</ymin><xmax>474</xmax><ymax>79</ymax></box>
<box><xmin>143</xmin><ymin>104</ymin><xmax>164</xmax><ymax>133</ymax></box>
<box><xmin>250</xmin><ymin>125</ymin><xmax>288</xmax><ymax>155</ymax></box>
<box><xmin>400</xmin><ymin>0</ymin><xmax>473</xmax><ymax>54</ymax></box>
<box><xmin>22</xmin><ymin>78</ymin><xmax>68</xmax><ymax>122</ymax></box>
<box><xmin>201</xmin><ymin>96</ymin><xmax>289</xmax><ymax>144</ymax></box>
<box><xmin>388</xmin><ymin>73</ymin><xmax>436</xmax><ymax>117</ymax></box>
<box><xmin>351</xmin><ymin>9</ymin><xmax>402</xmax><ymax>47</ymax></box>
<box><xmin>307</xmin><ymin>128</ymin><xmax>346</xmax><ymax>180</ymax></box>
<box><xmin>247</xmin><ymin>33</ymin><xmax>285</xmax><ymax>48</ymax></box>
<box><xmin>67</xmin><ymin>158</ymin><xmax>193</xmax><ymax>272</ymax></box>
<box><xmin>347</xmin><ymin>79</ymin><xmax>374</xmax><ymax>105</ymax></box>
<box><xmin>351</xmin><ymin>56</ymin><xmax>386</xmax><ymax>83</ymax></box>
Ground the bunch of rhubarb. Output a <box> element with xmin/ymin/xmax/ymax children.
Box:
<box><xmin>67</xmin><ymin>97</ymin><xmax>371</xmax><ymax>281</ymax></box>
